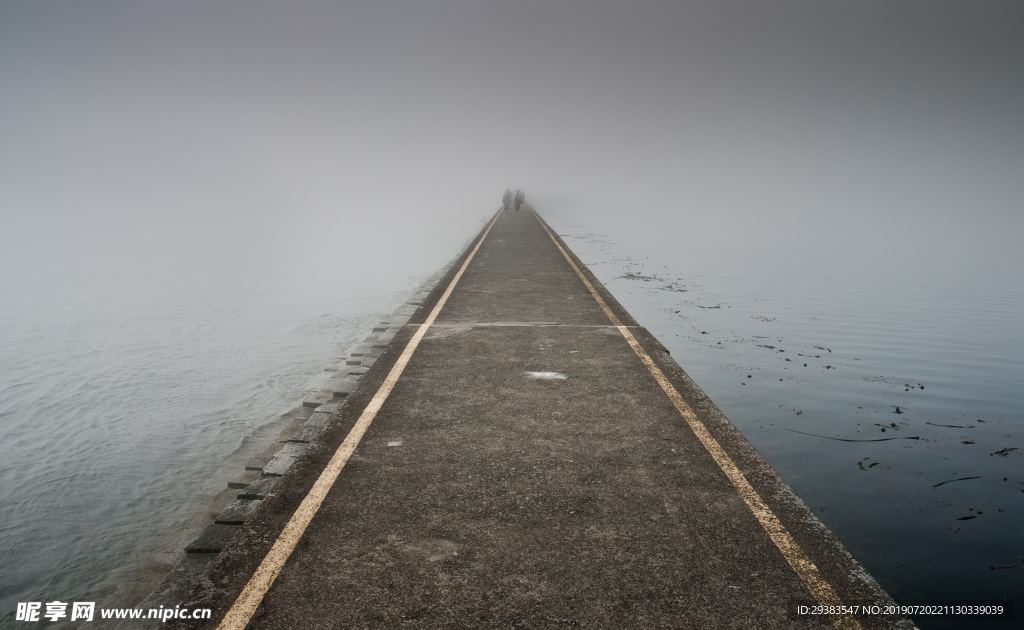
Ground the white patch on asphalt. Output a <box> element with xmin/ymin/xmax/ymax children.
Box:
<box><xmin>387</xmin><ymin>440</ymin><xmax>403</xmax><ymax>447</ymax></box>
<box><xmin>526</xmin><ymin>371</ymin><xmax>568</xmax><ymax>380</ymax></box>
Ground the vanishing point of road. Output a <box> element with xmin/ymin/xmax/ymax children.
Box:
<box><xmin>188</xmin><ymin>208</ymin><xmax>908</xmax><ymax>629</ymax></box>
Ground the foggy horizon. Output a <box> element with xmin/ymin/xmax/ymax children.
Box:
<box><xmin>3</xmin><ymin>0</ymin><xmax>1022</xmax><ymax>283</ymax></box>
<box><xmin>1</xmin><ymin>2</ymin><xmax>1022</xmax><ymax>626</ymax></box>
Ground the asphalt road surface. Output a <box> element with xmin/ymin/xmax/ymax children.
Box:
<box><xmin>192</xmin><ymin>208</ymin><xmax>907</xmax><ymax>630</ymax></box>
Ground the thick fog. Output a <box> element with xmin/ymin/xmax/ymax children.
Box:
<box><xmin>1</xmin><ymin>1</ymin><xmax>1023</xmax><ymax>615</ymax></box>
<box><xmin>2</xmin><ymin>0</ymin><xmax>1022</xmax><ymax>288</ymax></box>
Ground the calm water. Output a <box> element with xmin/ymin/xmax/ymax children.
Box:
<box><xmin>547</xmin><ymin>211</ymin><xmax>1023</xmax><ymax>629</ymax></box>
<box><xmin>0</xmin><ymin>233</ymin><xmax>473</xmax><ymax>624</ymax></box>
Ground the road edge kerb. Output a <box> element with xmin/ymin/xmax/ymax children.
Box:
<box><xmin>139</xmin><ymin>212</ymin><xmax>502</xmax><ymax>630</ymax></box>
<box><xmin>531</xmin><ymin>209</ymin><xmax>915</xmax><ymax>630</ymax></box>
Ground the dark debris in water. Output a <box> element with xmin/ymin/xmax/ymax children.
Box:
<box><xmin>657</xmin><ymin>282</ymin><xmax>688</xmax><ymax>293</ymax></box>
<box><xmin>989</xmin><ymin>559</ymin><xmax>1024</xmax><ymax>571</ymax></box>
<box><xmin>932</xmin><ymin>476</ymin><xmax>982</xmax><ymax>488</ymax></box>
<box><xmin>784</xmin><ymin>428</ymin><xmax>921</xmax><ymax>442</ymax></box>
<box><xmin>864</xmin><ymin>375</ymin><xmax>928</xmax><ymax>391</ymax></box>
<box><xmin>615</xmin><ymin>271</ymin><xmax>661</xmax><ymax>282</ymax></box>
<box><xmin>926</xmin><ymin>422</ymin><xmax>975</xmax><ymax>429</ymax></box>
<box><xmin>991</xmin><ymin>447</ymin><xmax>1018</xmax><ymax>457</ymax></box>
<box><xmin>956</xmin><ymin>507</ymin><xmax>984</xmax><ymax>521</ymax></box>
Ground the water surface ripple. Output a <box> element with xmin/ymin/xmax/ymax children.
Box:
<box><xmin>549</xmin><ymin>213</ymin><xmax>1023</xmax><ymax>630</ymax></box>
<box><xmin>0</xmin><ymin>267</ymin><xmax>428</xmax><ymax>623</ymax></box>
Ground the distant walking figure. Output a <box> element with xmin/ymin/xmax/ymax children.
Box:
<box><xmin>502</xmin><ymin>189</ymin><xmax>513</xmax><ymax>212</ymax></box>
<box><xmin>513</xmin><ymin>189</ymin><xmax>525</xmax><ymax>212</ymax></box>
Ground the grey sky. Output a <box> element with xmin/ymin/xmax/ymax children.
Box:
<box><xmin>2</xmin><ymin>1</ymin><xmax>1022</xmax><ymax>279</ymax></box>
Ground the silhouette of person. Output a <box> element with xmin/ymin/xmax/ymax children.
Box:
<box><xmin>502</xmin><ymin>188</ymin><xmax>513</xmax><ymax>212</ymax></box>
<box><xmin>513</xmin><ymin>189</ymin><xmax>524</xmax><ymax>212</ymax></box>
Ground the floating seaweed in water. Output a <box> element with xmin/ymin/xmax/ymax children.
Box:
<box><xmin>989</xmin><ymin>559</ymin><xmax>1024</xmax><ymax>571</ymax></box>
<box><xmin>926</xmin><ymin>422</ymin><xmax>975</xmax><ymax>429</ymax></box>
<box><xmin>615</xmin><ymin>271</ymin><xmax>661</xmax><ymax>282</ymax></box>
<box><xmin>932</xmin><ymin>476</ymin><xmax>981</xmax><ymax>488</ymax></box>
<box><xmin>956</xmin><ymin>507</ymin><xmax>985</xmax><ymax>521</ymax></box>
<box><xmin>657</xmin><ymin>282</ymin><xmax>688</xmax><ymax>293</ymax></box>
<box><xmin>991</xmin><ymin>447</ymin><xmax>1018</xmax><ymax>457</ymax></box>
<box><xmin>783</xmin><ymin>428</ymin><xmax>921</xmax><ymax>442</ymax></box>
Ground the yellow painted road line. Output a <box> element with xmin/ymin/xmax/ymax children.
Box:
<box><xmin>533</xmin><ymin>212</ymin><xmax>861</xmax><ymax>630</ymax></box>
<box><xmin>217</xmin><ymin>210</ymin><xmax>503</xmax><ymax>630</ymax></box>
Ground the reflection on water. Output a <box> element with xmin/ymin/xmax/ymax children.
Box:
<box><xmin>549</xmin><ymin>213</ymin><xmax>1023</xmax><ymax>630</ymax></box>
